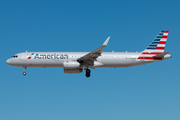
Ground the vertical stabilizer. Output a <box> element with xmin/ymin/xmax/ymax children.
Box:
<box><xmin>138</xmin><ymin>30</ymin><xmax>169</xmax><ymax>60</ymax></box>
<box><xmin>143</xmin><ymin>30</ymin><xmax>169</xmax><ymax>53</ymax></box>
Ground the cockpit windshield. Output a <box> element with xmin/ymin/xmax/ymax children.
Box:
<box><xmin>12</xmin><ymin>55</ymin><xmax>18</xmax><ymax>58</ymax></box>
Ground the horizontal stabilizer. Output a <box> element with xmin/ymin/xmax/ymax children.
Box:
<box><xmin>153</xmin><ymin>51</ymin><xmax>169</xmax><ymax>58</ymax></box>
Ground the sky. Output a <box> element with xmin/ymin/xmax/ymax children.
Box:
<box><xmin>0</xmin><ymin>0</ymin><xmax>180</xmax><ymax>120</ymax></box>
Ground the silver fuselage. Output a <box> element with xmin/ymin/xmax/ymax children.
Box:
<box><xmin>6</xmin><ymin>52</ymin><xmax>171</xmax><ymax>68</ymax></box>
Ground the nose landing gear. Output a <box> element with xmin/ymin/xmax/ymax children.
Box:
<box><xmin>23</xmin><ymin>72</ymin><xmax>26</xmax><ymax>75</ymax></box>
<box><xmin>23</xmin><ymin>67</ymin><xmax>27</xmax><ymax>76</ymax></box>
<box><xmin>86</xmin><ymin>69</ymin><xmax>91</xmax><ymax>78</ymax></box>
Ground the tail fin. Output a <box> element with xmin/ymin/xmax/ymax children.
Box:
<box><xmin>138</xmin><ymin>30</ymin><xmax>169</xmax><ymax>60</ymax></box>
<box><xmin>143</xmin><ymin>30</ymin><xmax>169</xmax><ymax>53</ymax></box>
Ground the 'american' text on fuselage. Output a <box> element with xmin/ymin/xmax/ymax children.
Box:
<box><xmin>34</xmin><ymin>54</ymin><xmax>68</xmax><ymax>59</ymax></box>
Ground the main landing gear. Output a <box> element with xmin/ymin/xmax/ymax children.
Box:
<box><xmin>23</xmin><ymin>67</ymin><xmax>27</xmax><ymax>75</ymax></box>
<box><xmin>86</xmin><ymin>69</ymin><xmax>91</xmax><ymax>78</ymax></box>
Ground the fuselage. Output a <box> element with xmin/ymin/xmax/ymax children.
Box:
<box><xmin>6</xmin><ymin>30</ymin><xmax>172</xmax><ymax>77</ymax></box>
<box><xmin>6</xmin><ymin>52</ymin><xmax>170</xmax><ymax>68</ymax></box>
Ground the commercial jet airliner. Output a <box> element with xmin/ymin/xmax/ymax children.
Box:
<box><xmin>6</xmin><ymin>30</ymin><xmax>171</xmax><ymax>77</ymax></box>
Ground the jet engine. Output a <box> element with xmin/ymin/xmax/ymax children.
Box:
<box><xmin>63</xmin><ymin>61</ymin><xmax>82</xmax><ymax>73</ymax></box>
<box><xmin>63</xmin><ymin>61</ymin><xmax>80</xmax><ymax>69</ymax></box>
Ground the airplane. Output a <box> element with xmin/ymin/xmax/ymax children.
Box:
<box><xmin>6</xmin><ymin>30</ymin><xmax>172</xmax><ymax>77</ymax></box>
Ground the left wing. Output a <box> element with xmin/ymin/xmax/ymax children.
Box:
<box><xmin>77</xmin><ymin>36</ymin><xmax>110</xmax><ymax>65</ymax></box>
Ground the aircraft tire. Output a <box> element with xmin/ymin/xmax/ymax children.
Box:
<box><xmin>86</xmin><ymin>73</ymin><xmax>90</xmax><ymax>78</ymax></box>
<box><xmin>86</xmin><ymin>69</ymin><xmax>91</xmax><ymax>74</ymax></box>
<box><xmin>23</xmin><ymin>72</ymin><xmax>26</xmax><ymax>75</ymax></box>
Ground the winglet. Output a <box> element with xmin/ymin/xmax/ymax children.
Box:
<box><xmin>103</xmin><ymin>36</ymin><xmax>110</xmax><ymax>46</ymax></box>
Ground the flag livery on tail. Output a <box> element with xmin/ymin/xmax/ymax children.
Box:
<box><xmin>138</xmin><ymin>30</ymin><xmax>169</xmax><ymax>60</ymax></box>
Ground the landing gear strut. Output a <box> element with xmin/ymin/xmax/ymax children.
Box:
<box><xmin>86</xmin><ymin>69</ymin><xmax>91</xmax><ymax>78</ymax></box>
<box><xmin>23</xmin><ymin>67</ymin><xmax>27</xmax><ymax>75</ymax></box>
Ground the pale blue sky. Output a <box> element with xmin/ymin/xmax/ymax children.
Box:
<box><xmin>0</xmin><ymin>0</ymin><xmax>180</xmax><ymax>120</ymax></box>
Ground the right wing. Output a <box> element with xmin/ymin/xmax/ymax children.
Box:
<box><xmin>77</xmin><ymin>36</ymin><xmax>110</xmax><ymax>65</ymax></box>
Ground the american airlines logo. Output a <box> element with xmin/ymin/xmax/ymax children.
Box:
<box><xmin>28</xmin><ymin>53</ymin><xmax>34</xmax><ymax>59</ymax></box>
<box><xmin>34</xmin><ymin>53</ymin><xmax>69</xmax><ymax>59</ymax></box>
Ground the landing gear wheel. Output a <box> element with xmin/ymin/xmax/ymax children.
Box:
<box><xmin>86</xmin><ymin>69</ymin><xmax>91</xmax><ymax>78</ymax></box>
<box><xmin>86</xmin><ymin>69</ymin><xmax>91</xmax><ymax>74</ymax></box>
<box><xmin>86</xmin><ymin>73</ymin><xmax>90</xmax><ymax>77</ymax></box>
<box><xmin>23</xmin><ymin>72</ymin><xmax>26</xmax><ymax>75</ymax></box>
<box><xmin>23</xmin><ymin>67</ymin><xmax>27</xmax><ymax>76</ymax></box>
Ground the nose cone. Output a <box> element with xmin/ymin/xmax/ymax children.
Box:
<box><xmin>6</xmin><ymin>59</ymin><xmax>11</xmax><ymax>65</ymax></box>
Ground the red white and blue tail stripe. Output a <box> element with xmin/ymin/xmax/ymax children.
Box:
<box><xmin>138</xmin><ymin>30</ymin><xmax>169</xmax><ymax>60</ymax></box>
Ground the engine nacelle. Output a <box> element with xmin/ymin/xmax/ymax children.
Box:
<box><xmin>63</xmin><ymin>61</ymin><xmax>80</xmax><ymax>69</ymax></box>
<box><xmin>64</xmin><ymin>68</ymin><xmax>83</xmax><ymax>74</ymax></box>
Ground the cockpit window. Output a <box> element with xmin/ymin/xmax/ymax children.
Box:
<box><xmin>12</xmin><ymin>55</ymin><xmax>18</xmax><ymax>58</ymax></box>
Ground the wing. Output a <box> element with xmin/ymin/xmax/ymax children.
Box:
<box><xmin>77</xmin><ymin>36</ymin><xmax>110</xmax><ymax>65</ymax></box>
